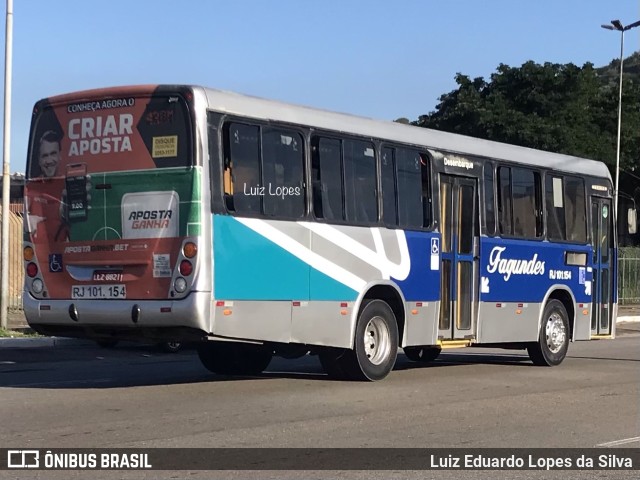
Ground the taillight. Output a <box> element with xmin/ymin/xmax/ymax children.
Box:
<box><xmin>179</xmin><ymin>260</ymin><xmax>193</xmax><ymax>276</ymax></box>
<box><xmin>183</xmin><ymin>242</ymin><xmax>197</xmax><ymax>258</ymax></box>
<box><xmin>26</xmin><ymin>263</ymin><xmax>38</xmax><ymax>277</ymax></box>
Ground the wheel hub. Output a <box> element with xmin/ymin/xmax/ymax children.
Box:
<box><xmin>545</xmin><ymin>313</ymin><xmax>566</xmax><ymax>353</ymax></box>
<box><xmin>363</xmin><ymin>316</ymin><xmax>391</xmax><ymax>365</ymax></box>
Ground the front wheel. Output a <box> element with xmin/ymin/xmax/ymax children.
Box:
<box><xmin>527</xmin><ymin>299</ymin><xmax>570</xmax><ymax>366</ymax></box>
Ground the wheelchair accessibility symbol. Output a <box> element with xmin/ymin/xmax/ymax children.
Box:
<box><xmin>49</xmin><ymin>254</ymin><xmax>63</xmax><ymax>273</ymax></box>
<box><xmin>431</xmin><ymin>238</ymin><xmax>439</xmax><ymax>255</ymax></box>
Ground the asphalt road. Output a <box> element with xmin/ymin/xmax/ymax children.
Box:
<box><xmin>0</xmin><ymin>333</ymin><xmax>638</xmax><ymax>480</ymax></box>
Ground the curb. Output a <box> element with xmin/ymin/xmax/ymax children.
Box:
<box><xmin>0</xmin><ymin>337</ymin><xmax>94</xmax><ymax>349</ymax></box>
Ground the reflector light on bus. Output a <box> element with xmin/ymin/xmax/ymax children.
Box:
<box><xmin>23</xmin><ymin>246</ymin><xmax>35</xmax><ymax>261</ymax></box>
<box><xmin>32</xmin><ymin>278</ymin><xmax>44</xmax><ymax>294</ymax></box>
<box><xmin>179</xmin><ymin>260</ymin><xmax>193</xmax><ymax>276</ymax></box>
<box><xmin>174</xmin><ymin>277</ymin><xmax>187</xmax><ymax>293</ymax></box>
<box><xmin>26</xmin><ymin>263</ymin><xmax>38</xmax><ymax>278</ymax></box>
<box><xmin>183</xmin><ymin>242</ymin><xmax>197</xmax><ymax>258</ymax></box>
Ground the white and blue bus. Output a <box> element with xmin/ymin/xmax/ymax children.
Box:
<box><xmin>24</xmin><ymin>85</ymin><xmax>623</xmax><ymax>381</ymax></box>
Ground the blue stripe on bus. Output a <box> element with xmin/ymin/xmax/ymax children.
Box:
<box><xmin>479</xmin><ymin>237</ymin><xmax>593</xmax><ymax>304</ymax></box>
<box><xmin>213</xmin><ymin>216</ymin><xmax>358</xmax><ymax>301</ymax></box>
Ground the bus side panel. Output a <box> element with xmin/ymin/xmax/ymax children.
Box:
<box><xmin>477</xmin><ymin>238</ymin><xmax>591</xmax><ymax>343</ymax></box>
<box><xmin>211</xmin><ymin>217</ymin><xmax>443</xmax><ymax>347</ymax></box>
<box><xmin>394</xmin><ymin>231</ymin><xmax>441</xmax><ymax>347</ymax></box>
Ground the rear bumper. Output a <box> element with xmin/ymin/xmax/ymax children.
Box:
<box><xmin>23</xmin><ymin>290</ymin><xmax>211</xmax><ymax>341</ymax></box>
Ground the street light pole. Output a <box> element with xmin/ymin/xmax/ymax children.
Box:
<box><xmin>601</xmin><ymin>19</ymin><xmax>640</xmax><ymax>220</ymax></box>
<box><xmin>1</xmin><ymin>0</ymin><xmax>13</xmax><ymax>330</ymax></box>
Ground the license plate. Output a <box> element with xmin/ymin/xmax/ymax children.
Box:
<box><xmin>71</xmin><ymin>285</ymin><xmax>126</xmax><ymax>299</ymax></box>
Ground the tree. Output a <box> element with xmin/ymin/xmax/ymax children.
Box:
<box><xmin>414</xmin><ymin>55</ymin><xmax>640</xmax><ymax>173</ymax></box>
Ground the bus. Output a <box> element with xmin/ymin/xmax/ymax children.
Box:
<box><xmin>23</xmin><ymin>84</ymin><xmax>625</xmax><ymax>381</ymax></box>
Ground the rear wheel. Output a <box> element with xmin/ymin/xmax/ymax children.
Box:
<box><xmin>197</xmin><ymin>342</ymin><xmax>272</xmax><ymax>375</ymax></box>
<box><xmin>527</xmin><ymin>299</ymin><xmax>570</xmax><ymax>366</ymax></box>
<box><xmin>340</xmin><ymin>299</ymin><xmax>399</xmax><ymax>381</ymax></box>
<box><xmin>404</xmin><ymin>346</ymin><xmax>441</xmax><ymax>362</ymax></box>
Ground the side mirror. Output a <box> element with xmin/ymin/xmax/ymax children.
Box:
<box><xmin>628</xmin><ymin>207</ymin><xmax>637</xmax><ymax>235</ymax></box>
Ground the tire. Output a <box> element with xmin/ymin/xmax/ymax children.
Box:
<box><xmin>404</xmin><ymin>346</ymin><xmax>441</xmax><ymax>362</ymax></box>
<box><xmin>527</xmin><ymin>299</ymin><xmax>570</xmax><ymax>366</ymax></box>
<box><xmin>341</xmin><ymin>299</ymin><xmax>399</xmax><ymax>381</ymax></box>
<box><xmin>96</xmin><ymin>339</ymin><xmax>118</xmax><ymax>349</ymax></box>
<box><xmin>159</xmin><ymin>341</ymin><xmax>182</xmax><ymax>353</ymax></box>
<box><xmin>197</xmin><ymin>342</ymin><xmax>272</xmax><ymax>375</ymax></box>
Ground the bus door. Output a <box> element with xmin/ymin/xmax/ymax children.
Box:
<box><xmin>439</xmin><ymin>174</ymin><xmax>478</xmax><ymax>340</ymax></box>
<box><xmin>590</xmin><ymin>197</ymin><xmax>613</xmax><ymax>335</ymax></box>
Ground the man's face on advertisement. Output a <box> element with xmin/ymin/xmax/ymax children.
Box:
<box><xmin>39</xmin><ymin>139</ymin><xmax>60</xmax><ymax>177</ymax></box>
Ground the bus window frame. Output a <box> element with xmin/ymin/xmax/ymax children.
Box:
<box><xmin>214</xmin><ymin>115</ymin><xmax>309</xmax><ymax>221</ymax></box>
<box><xmin>495</xmin><ymin>162</ymin><xmax>545</xmax><ymax>242</ymax></box>
<box><xmin>543</xmin><ymin>171</ymin><xmax>590</xmax><ymax>245</ymax></box>
<box><xmin>379</xmin><ymin>142</ymin><xmax>434</xmax><ymax>233</ymax></box>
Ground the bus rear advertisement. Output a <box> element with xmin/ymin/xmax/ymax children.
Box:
<box><xmin>24</xmin><ymin>86</ymin><xmax>206</xmax><ymax>332</ymax></box>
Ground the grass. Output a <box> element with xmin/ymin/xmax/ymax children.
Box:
<box><xmin>0</xmin><ymin>327</ymin><xmax>40</xmax><ymax>338</ymax></box>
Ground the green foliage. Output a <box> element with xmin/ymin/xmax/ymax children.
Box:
<box><xmin>415</xmin><ymin>53</ymin><xmax>640</xmax><ymax>173</ymax></box>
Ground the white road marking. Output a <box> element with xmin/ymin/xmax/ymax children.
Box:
<box><xmin>596</xmin><ymin>436</ymin><xmax>640</xmax><ymax>447</ymax></box>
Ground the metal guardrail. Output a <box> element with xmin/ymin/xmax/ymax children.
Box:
<box><xmin>619</xmin><ymin>249</ymin><xmax>640</xmax><ymax>305</ymax></box>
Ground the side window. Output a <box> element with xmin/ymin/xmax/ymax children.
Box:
<box><xmin>396</xmin><ymin>148</ymin><xmax>423</xmax><ymax>229</ymax></box>
<box><xmin>420</xmin><ymin>153</ymin><xmax>432</xmax><ymax>228</ymax></box>
<box><xmin>547</xmin><ymin>175</ymin><xmax>587</xmax><ymax>243</ymax></box>
<box><xmin>498</xmin><ymin>166</ymin><xmax>513</xmax><ymax>235</ymax></box>
<box><xmin>343</xmin><ymin>139</ymin><xmax>377</xmax><ymax>224</ymax></box>
<box><xmin>483</xmin><ymin>164</ymin><xmax>496</xmax><ymax>236</ymax></box>
<box><xmin>564</xmin><ymin>176</ymin><xmax>586</xmax><ymax>243</ymax></box>
<box><xmin>381</xmin><ymin>147</ymin><xmax>398</xmax><ymax>226</ymax></box>
<box><xmin>511</xmin><ymin>167</ymin><xmax>542</xmax><ymax>238</ymax></box>
<box><xmin>261</xmin><ymin>128</ymin><xmax>305</xmax><ymax>218</ymax></box>
<box><xmin>312</xmin><ymin>137</ymin><xmax>343</xmax><ymax>221</ymax></box>
<box><xmin>225</xmin><ymin>123</ymin><xmax>261</xmax><ymax>214</ymax></box>
<box><xmin>546</xmin><ymin>175</ymin><xmax>566</xmax><ymax>241</ymax></box>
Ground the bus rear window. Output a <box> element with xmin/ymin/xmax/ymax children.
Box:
<box><xmin>27</xmin><ymin>92</ymin><xmax>192</xmax><ymax>179</ymax></box>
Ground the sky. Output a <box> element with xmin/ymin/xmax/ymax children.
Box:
<box><xmin>0</xmin><ymin>0</ymin><xmax>639</xmax><ymax>173</ymax></box>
